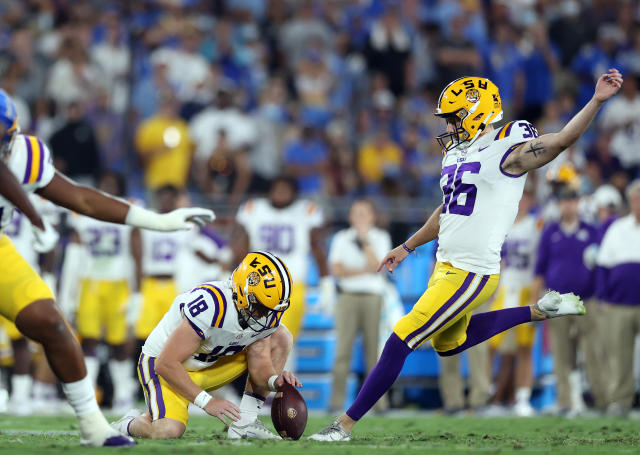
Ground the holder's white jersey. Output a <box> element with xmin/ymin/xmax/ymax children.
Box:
<box><xmin>436</xmin><ymin>121</ymin><xmax>538</xmax><ymax>275</ymax></box>
<box><xmin>500</xmin><ymin>214</ymin><xmax>539</xmax><ymax>289</ymax></box>
<box><xmin>0</xmin><ymin>134</ymin><xmax>55</xmax><ymax>233</ymax></box>
<box><xmin>142</xmin><ymin>280</ymin><xmax>277</xmax><ymax>371</ymax></box>
<box><xmin>141</xmin><ymin>229</ymin><xmax>188</xmax><ymax>276</ymax></box>
<box><xmin>69</xmin><ymin>215</ymin><xmax>133</xmax><ymax>281</ymax></box>
<box><xmin>236</xmin><ymin>198</ymin><xmax>323</xmax><ymax>283</ymax></box>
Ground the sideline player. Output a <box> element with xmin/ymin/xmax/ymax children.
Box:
<box><xmin>236</xmin><ymin>176</ymin><xmax>333</xmax><ymax>341</ymax></box>
<box><xmin>63</xmin><ymin>171</ymin><xmax>137</xmax><ymax>412</ymax></box>
<box><xmin>310</xmin><ymin>70</ymin><xmax>623</xmax><ymax>440</ymax></box>
<box><xmin>0</xmin><ymin>89</ymin><xmax>214</xmax><ymax>446</ymax></box>
<box><xmin>487</xmin><ymin>185</ymin><xmax>539</xmax><ymax>416</ymax></box>
<box><xmin>112</xmin><ymin>252</ymin><xmax>301</xmax><ymax>439</ymax></box>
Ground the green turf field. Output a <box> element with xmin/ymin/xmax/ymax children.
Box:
<box><xmin>0</xmin><ymin>415</ymin><xmax>639</xmax><ymax>454</ymax></box>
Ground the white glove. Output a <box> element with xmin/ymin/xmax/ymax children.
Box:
<box><xmin>32</xmin><ymin>218</ymin><xmax>59</xmax><ymax>253</ymax></box>
<box><xmin>126</xmin><ymin>292</ymin><xmax>144</xmax><ymax>327</ymax></box>
<box><xmin>317</xmin><ymin>276</ymin><xmax>337</xmax><ymax>316</ymax></box>
<box><xmin>125</xmin><ymin>205</ymin><xmax>215</xmax><ymax>231</ymax></box>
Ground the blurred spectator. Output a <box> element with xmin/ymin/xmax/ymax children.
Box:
<box><xmin>585</xmin><ymin>133</ymin><xmax>626</xmax><ymax>187</ymax></box>
<box><xmin>435</xmin><ymin>14</ymin><xmax>482</xmax><ymax>89</ymax></box>
<box><xmin>548</xmin><ymin>1</ymin><xmax>597</xmax><ymax>67</ymax></box>
<box><xmin>482</xmin><ymin>23</ymin><xmax>524</xmax><ymax>117</ymax></box>
<box><xmin>49</xmin><ymin>102</ymin><xmax>101</xmax><ymax>184</ymax></box>
<box><xmin>328</xmin><ymin>199</ymin><xmax>390</xmax><ymax>413</ymax></box>
<box><xmin>190</xmin><ymin>86</ymin><xmax>255</xmax><ymax>201</ymax></box>
<box><xmin>294</xmin><ymin>48</ymin><xmax>334</xmax><ymax>128</ymax></box>
<box><xmin>91</xmin><ymin>11</ymin><xmax>130</xmax><ymax>113</ymax></box>
<box><xmin>135</xmin><ymin>93</ymin><xmax>192</xmax><ymax>192</ymax></box>
<box><xmin>358</xmin><ymin>129</ymin><xmax>402</xmax><ymax>192</ymax></box>
<box><xmin>46</xmin><ymin>37</ymin><xmax>101</xmax><ymax>108</ymax></box>
<box><xmin>280</xmin><ymin>0</ymin><xmax>333</xmax><ymax>69</ymax></box>
<box><xmin>150</xmin><ymin>25</ymin><xmax>210</xmax><ymax>104</ymax></box>
<box><xmin>283</xmin><ymin>123</ymin><xmax>329</xmax><ymax>195</ymax></box>
<box><xmin>618</xmin><ymin>26</ymin><xmax>640</xmax><ymax>78</ymax></box>
<box><xmin>597</xmin><ymin>180</ymin><xmax>640</xmax><ymax>416</ymax></box>
<box><xmin>518</xmin><ymin>22</ymin><xmax>559</xmax><ymax>123</ymax></box>
<box><xmin>531</xmin><ymin>187</ymin><xmax>605</xmax><ymax>414</ymax></box>
<box><xmin>87</xmin><ymin>91</ymin><xmax>126</xmax><ymax>172</ymax></box>
<box><xmin>364</xmin><ymin>4</ymin><xmax>411</xmax><ymax>96</ymax></box>
<box><xmin>131</xmin><ymin>61</ymin><xmax>175</xmax><ymax>121</ymax></box>
<box><xmin>591</xmin><ymin>184</ymin><xmax>623</xmax><ymax>240</ymax></box>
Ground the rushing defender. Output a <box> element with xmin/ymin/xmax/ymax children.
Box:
<box><xmin>0</xmin><ymin>89</ymin><xmax>214</xmax><ymax>447</ymax></box>
<box><xmin>310</xmin><ymin>70</ymin><xmax>623</xmax><ymax>441</ymax></box>
<box><xmin>112</xmin><ymin>252</ymin><xmax>301</xmax><ymax>440</ymax></box>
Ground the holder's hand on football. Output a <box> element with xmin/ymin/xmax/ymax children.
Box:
<box><xmin>204</xmin><ymin>397</ymin><xmax>241</xmax><ymax>425</ymax></box>
<box><xmin>377</xmin><ymin>244</ymin><xmax>409</xmax><ymax>274</ymax></box>
<box><xmin>594</xmin><ymin>68</ymin><xmax>623</xmax><ymax>103</ymax></box>
<box><xmin>276</xmin><ymin>371</ymin><xmax>302</xmax><ymax>389</ymax></box>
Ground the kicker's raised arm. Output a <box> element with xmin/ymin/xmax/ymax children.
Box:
<box><xmin>501</xmin><ymin>69</ymin><xmax>623</xmax><ymax>176</ymax></box>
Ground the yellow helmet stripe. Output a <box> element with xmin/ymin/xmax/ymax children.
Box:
<box><xmin>196</xmin><ymin>284</ymin><xmax>227</xmax><ymax>328</ymax></box>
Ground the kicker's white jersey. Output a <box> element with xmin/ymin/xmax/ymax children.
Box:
<box><xmin>436</xmin><ymin>120</ymin><xmax>537</xmax><ymax>275</ymax></box>
<box><xmin>69</xmin><ymin>215</ymin><xmax>133</xmax><ymax>281</ymax></box>
<box><xmin>141</xmin><ymin>229</ymin><xmax>188</xmax><ymax>276</ymax></box>
<box><xmin>500</xmin><ymin>214</ymin><xmax>539</xmax><ymax>289</ymax></box>
<box><xmin>0</xmin><ymin>134</ymin><xmax>55</xmax><ymax>233</ymax></box>
<box><xmin>142</xmin><ymin>280</ymin><xmax>277</xmax><ymax>371</ymax></box>
<box><xmin>236</xmin><ymin>199</ymin><xmax>323</xmax><ymax>283</ymax></box>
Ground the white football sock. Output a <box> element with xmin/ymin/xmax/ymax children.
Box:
<box><xmin>62</xmin><ymin>376</ymin><xmax>115</xmax><ymax>444</ymax></box>
<box><xmin>236</xmin><ymin>392</ymin><xmax>265</xmax><ymax>426</ymax></box>
<box><xmin>108</xmin><ymin>359</ymin><xmax>133</xmax><ymax>403</ymax></box>
<box><xmin>85</xmin><ymin>356</ymin><xmax>100</xmax><ymax>387</ymax></box>
<box><xmin>10</xmin><ymin>374</ymin><xmax>32</xmax><ymax>402</ymax></box>
<box><xmin>515</xmin><ymin>387</ymin><xmax>531</xmax><ymax>404</ymax></box>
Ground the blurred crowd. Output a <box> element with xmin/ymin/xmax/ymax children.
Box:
<box><xmin>1</xmin><ymin>0</ymin><xmax>640</xmax><ymax>418</ymax></box>
<box><xmin>0</xmin><ymin>0</ymin><xmax>639</xmax><ymax>209</ymax></box>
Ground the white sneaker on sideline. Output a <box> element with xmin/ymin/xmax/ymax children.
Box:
<box><xmin>513</xmin><ymin>401</ymin><xmax>536</xmax><ymax>417</ymax></box>
<box><xmin>227</xmin><ymin>419</ymin><xmax>281</xmax><ymax>440</ymax></box>
<box><xmin>536</xmin><ymin>291</ymin><xmax>585</xmax><ymax>318</ymax></box>
<box><xmin>308</xmin><ymin>421</ymin><xmax>351</xmax><ymax>442</ymax></box>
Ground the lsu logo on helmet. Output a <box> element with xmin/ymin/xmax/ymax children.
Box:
<box><xmin>232</xmin><ymin>251</ymin><xmax>292</xmax><ymax>332</ymax></box>
<box><xmin>435</xmin><ymin>77</ymin><xmax>503</xmax><ymax>152</ymax></box>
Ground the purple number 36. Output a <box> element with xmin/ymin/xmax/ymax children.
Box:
<box><xmin>441</xmin><ymin>162</ymin><xmax>481</xmax><ymax>216</ymax></box>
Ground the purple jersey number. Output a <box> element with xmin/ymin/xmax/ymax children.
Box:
<box><xmin>194</xmin><ymin>344</ymin><xmax>245</xmax><ymax>363</ymax></box>
<box><xmin>502</xmin><ymin>239</ymin><xmax>531</xmax><ymax>269</ymax></box>
<box><xmin>152</xmin><ymin>238</ymin><xmax>178</xmax><ymax>261</ymax></box>
<box><xmin>259</xmin><ymin>225</ymin><xmax>294</xmax><ymax>255</ymax></box>
<box><xmin>441</xmin><ymin>162</ymin><xmax>481</xmax><ymax>216</ymax></box>
<box><xmin>86</xmin><ymin>226</ymin><xmax>121</xmax><ymax>256</ymax></box>
<box><xmin>4</xmin><ymin>212</ymin><xmax>22</xmax><ymax>238</ymax></box>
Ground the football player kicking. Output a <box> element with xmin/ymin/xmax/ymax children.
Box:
<box><xmin>112</xmin><ymin>251</ymin><xmax>301</xmax><ymax>440</ymax></box>
<box><xmin>310</xmin><ymin>69</ymin><xmax>623</xmax><ymax>441</ymax></box>
<box><xmin>0</xmin><ymin>89</ymin><xmax>214</xmax><ymax>447</ymax></box>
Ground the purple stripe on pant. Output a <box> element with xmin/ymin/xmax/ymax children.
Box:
<box><xmin>138</xmin><ymin>354</ymin><xmax>154</xmax><ymax>418</ymax></box>
<box><xmin>403</xmin><ymin>272</ymin><xmax>476</xmax><ymax>347</ymax></box>
<box><xmin>148</xmin><ymin>356</ymin><xmax>166</xmax><ymax>419</ymax></box>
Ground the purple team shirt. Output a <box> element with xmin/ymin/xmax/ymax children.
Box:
<box><xmin>534</xmin><ymin>220</ymin><xmax>598</xmax><ymax>299</ymax></box>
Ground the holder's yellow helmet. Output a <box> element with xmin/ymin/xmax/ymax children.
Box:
<box><xmin>231</xmin><ymin>251</ymin><xmax>292</xmax><ymax>332</ymax></box>
<box><xmin>435</xmin><ymin>77</ymin><xmax>503</xmax><ymax>152</ymax></box>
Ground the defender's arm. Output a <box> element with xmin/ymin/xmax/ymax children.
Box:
<box><xmin>502</xmin><ymin>69</ymin><xmax>623</xmax><ymax>175</ymax></box>
<box><xmin>0</xmin><ymin>160</ymin><xmax>44</xmax><ymax>229</ymax></box>
<box><xmin>37</xmin><ymin>172</ymin><xmax>214</xmax><ymax>230</ymax></box>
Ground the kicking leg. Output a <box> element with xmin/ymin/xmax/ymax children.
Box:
<box><xmin>15</xmin><ymin>299</ymin><xmax>134</xmax><ymax>447</ymax></box>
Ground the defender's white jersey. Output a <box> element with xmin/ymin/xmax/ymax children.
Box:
<box><xmin>500</xmin><ymin>215</ymin><xmax>539</xmax><ymax>289</ymax></box>
<box><xmin>70</xmin><ymin>215</ymin><xmax>133</xmax><ymax>281</ymax></box>
<box><xmin>141</xmin><ymin>229</ymin><xmax>188</xmax><ymax>276</ymax></box>
<box><xmin>142</xmin><ymin>280</ymin><xmax>277</xmax><ymax>371</ymax></box>
<box><xmin>0</xmin><ymin>135</ymin><xmax>55</xmax><ymax>232</ymax></box>
<box><xmin>436</xmin><ymin>120</ymin><xmax>537</xmax><ymax>275</ymax></box>
<box><xmin>4</xmin><ymin>196</ymin><xmax>41</xmax><ymax>268</ymax></box>
<box><xmin>236</xmin><ymin>199</ymin><xmax>323</xmax><ymax>283</ymax></box>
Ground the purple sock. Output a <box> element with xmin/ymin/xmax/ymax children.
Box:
<box><xmin>439</xmin><ymin>306</ymin><xmax>532</xmax><ymax>357</ymax></box>
<box><xmin>345</xmin><ymin>333</ymin><xmax>412</xmax><ymax>421</ymax></box>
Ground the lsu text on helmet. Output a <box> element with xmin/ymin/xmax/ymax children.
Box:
<box><xmin>435</xmin><ymin>77</ymin><xmax>503</xmax><ymax>152</ymax></box>
<box><xmin>231</xmin><ymin>251</ymin><xmax>292</xmax><ymax>332</ymax></box>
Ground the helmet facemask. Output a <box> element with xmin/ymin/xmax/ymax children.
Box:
<box><xmin>435</xmin><ymin>109</ymin><xmax>469</xmax><ymax>152</ymax></box>
<box><xmin>240</xmin><ymin>289</ymin><xmax>289</xmax><ymax>332</ymax></box>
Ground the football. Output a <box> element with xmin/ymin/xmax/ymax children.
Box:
<box><xmin>271</xmin><ymin>382</ymin><xmax>308</xmax><ymax>440</ymax></box>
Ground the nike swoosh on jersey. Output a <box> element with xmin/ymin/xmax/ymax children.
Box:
<box><xmin>479</xmin><ymin>146</ymin><xmax>488</xmax><ymax>152</ymax></box>
<box><xmin>445</xmin><ymin>271</ymin><xmax>456</xmax><ymax>275</ymax></box>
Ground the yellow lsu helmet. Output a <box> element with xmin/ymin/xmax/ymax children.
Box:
<box><xmin>435</xmin><ymin>76</ymin><xmax>503</xmax><ymax>152</ymax></box>
<box><xmin>231</xmin><ymin>251</ymin><xmax>292</xmax><ymax>332</ymax></box>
